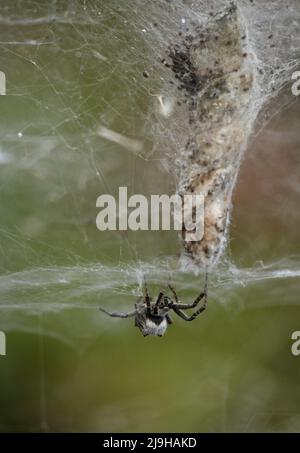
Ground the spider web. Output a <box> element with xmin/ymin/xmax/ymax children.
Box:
<box><xmin>0</xmin><ymin>0</ymin><xmax>299</xmax><ymax>432</ymax></box>
<box><xmin>0</xmin><ymin>0</ymin><xmax>299</xmax><ymax>341</ymax></box>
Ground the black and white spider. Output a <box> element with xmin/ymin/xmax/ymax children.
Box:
<box><xmin>99</xmin><ymin>274</ymin><xmax>208</xmax><ymax>337</ymax></box>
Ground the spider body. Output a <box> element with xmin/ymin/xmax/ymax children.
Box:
<box><xmin>99</xmin><ymin>274</ymin><xmax>208</xmax><ymax>337</ymax></box>
<box><xmin>135</xmin><ymin>313</ymin><xmax>168</xmax><ymax>337</ymax></box>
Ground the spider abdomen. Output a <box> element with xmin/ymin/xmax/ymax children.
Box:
<box><xmin>144</xmin><ymin>317</ymin><xmax>168</xmax><ymax>337</ymax></box>
<box><xmin>135</xmin><ymin>313</ymin><xmax>168</xmax><ymax>337</ymax></box>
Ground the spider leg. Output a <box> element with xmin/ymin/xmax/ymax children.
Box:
<box><xmin>155</xmin><ymin>292</ymin><xmax>164</xmax><ymax>305</ymax></box>
<box><xmin>168</xmin><ymin>284</ymin><xmax>179</xmax><ymax>303</ymax></box>
<box><xmin>163</xmin><ymin>295</ymin><xmax>174</xmax><ymax>309</ymax></box>
<box><xmin>171</xmin><ymin>272</ymin><xmax>208</xmax><ymax>309</ymax></box>
<box><xmin>99</xmin><ymin>307</ymin><xmax>136</xmax><ymax>318</ymax></box>
<box><xmin>173</xmin><ymin>274</ymin><xmax>208</xmax><ymax>321</ymax></box>
<box><xmin>144</xmin><ymin>277</ymin><xmax>151</xmax><ymax>315</ymax></box>
<box><xmin>166</xmin><ymin>313</ymin><xmax>173</xmax><ymax>325</ymax></box>
<box><xmin>172</xmin><ymin>302</ymin><xmax>207</xmax><ymax>321</ymax></box>
<box><xmin>172</xmin><ymin>291</ymin><xmax>206</xmax><ymax>309</ymax></box>
<box><xmin>203</xmin><ymin>272</ymin><xmax>208</xmax><ymax>300</ymax></box>
<box><xmin>154</xmin><ymin>292</ymin><xmax>164</xmax><ymax>314</ymax></box>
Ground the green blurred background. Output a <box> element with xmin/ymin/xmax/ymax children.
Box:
<box><xmin>0</xmin><ymin>0</ymin><xmax>299</xmax><ymax>432</ymax></box>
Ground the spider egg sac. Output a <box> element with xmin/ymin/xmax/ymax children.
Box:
<box><xmin>167</xmin><ymin>4</ymin><xmax>259</xmax><ymax>270</ymax></box>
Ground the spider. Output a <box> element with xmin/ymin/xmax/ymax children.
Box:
<box><xmin>99</xmin><ymin>274</ymin><xmax>208</xmax><ymax>337</ymax></box>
